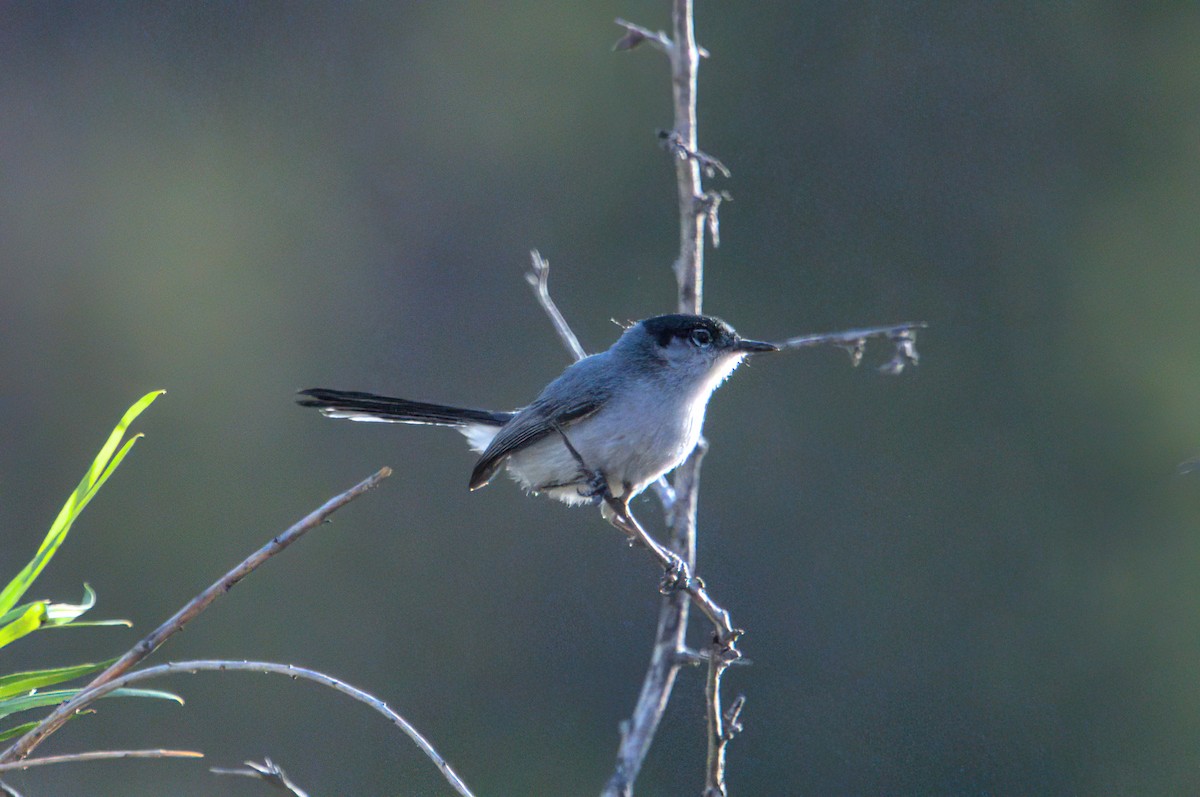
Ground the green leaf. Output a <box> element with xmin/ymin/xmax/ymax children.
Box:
<box><xmin>0</xmin><ymin>602</ymin><xmax>39</xmax><ymax>629</ymax></box>
<box><xmin>0</xmin><ymin>659</ymin><xmax>118</xmax><ymax>701</ymax></box>
<box><xmin>43</xmin><ymin>583</ymin><xmax>96</xmax><ymax>625</ymax></box>
<box><xmin>0</xmin><ymin>584</ymin><xmax>124</xmax><ymax>649</ymax></box>
<box><xmin>0</xmin><ymin>686</ymin><xmax>183</xmax><ymax>721</ymax></box>
<box><xmin>40</xmin><ymin>619</ymin><xmax>132</xmax><ymax>629</ymax></box>
<box><xmin>0</xmin><ymin>603</ymin><xmax>47</xmax><ymax>650</ymax></box>
<box><xmin>0</xmin><ymin>720</ymin><xmax>39</xmax><ymax>743</ymax></box>
<box><xmin>0</xmin><ymin>390</ymin><xmax>164</xmax><ymax>616</ymax></box>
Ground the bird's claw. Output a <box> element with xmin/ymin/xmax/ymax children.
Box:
<box><xmin>659</xmin><ymin>554</ymin><xmax>692</xmax><ymax>593</ymax></box>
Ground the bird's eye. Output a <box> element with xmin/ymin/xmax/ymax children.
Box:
<box><xmin>690</xmin><ymin>328</ymin><xmax>713</xmax><ymax>347</ymax></box>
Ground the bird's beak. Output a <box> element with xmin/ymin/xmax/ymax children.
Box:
<box><xmin>735</xmin><ymin>338</ymin><xmax>780</xmax><ymax>354</ymax></box>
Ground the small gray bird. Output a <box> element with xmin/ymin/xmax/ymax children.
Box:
<box><xmin>298</xmin><ymin>314</ymin><xmax>776</xmax><ymax>514</ymax></box>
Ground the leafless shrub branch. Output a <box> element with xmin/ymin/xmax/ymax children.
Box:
<box><xmin>0</xmin><ymin>468</ymin><xmax>392</xmax><ymax>765</ymax></box>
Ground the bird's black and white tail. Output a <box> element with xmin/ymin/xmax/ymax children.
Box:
<box><xmin>296</xmin><ymin>388</ymin><xmax>513</xmax><ymax>428</ymax></box>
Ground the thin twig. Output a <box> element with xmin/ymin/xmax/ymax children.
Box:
<box><xmin>658</xmin><ymin>130</ymin><xmax>730</xmax><ymax>179</ymax></box>
<box><xmin>212</xmin><ymin>758</ymin><xmax>310</xmax><ymax>797</ymax></box>
<box><xmin>605</xmin><ymin>500</ymin><xmax>740</xmax><ymax>648</ymax></box>
<box><xmin>0</xmin><ymin>468</ymin><xmax>393</xmax><ymax>765</ymax></box>
<box><xmin>612</xmin><ymin>18</ymin><xmax>674</xmax><ymax>54</ymax></box>
<box><xmin>547</xmin><ymin>425</ymin><xmax>738</xmax><ymax>647</ymax></box>
<box><xmin>0</xmin><ymin>780</ymin><xmax>21</xmax><ymax>797</ymax></box>
<box><xmin>704</xmin><ymin>653</ymin><xmax>745</xmax><ymax>797</ymax></box>
<box><xmin>776</xmin><ymin>321</ymin><xmax>926</xmax><ymax>374</ymax></box>
<box><xmin>66</xmin><ymin>660</ymin><xmax>476</xmax><ymax>797</ymax></box>
<box><xmin>665</xmin><ymin>1</ymin><xmax>705</xmax><ymax>316</ymax></box>
<box><xmin>525</xmin><ymin>250</ymin><xmax>587</xmax><ymax>361</ymax></box>
<box><xmin>0</xmin><ymin>749</ymin><xmax>203</xmax><ymax>772</ymax></box>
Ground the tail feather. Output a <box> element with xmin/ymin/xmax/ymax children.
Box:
<box><xmin>297</xmin><ymin>388</ymin><xmax>512</xmax><ymax>427</ymax></box>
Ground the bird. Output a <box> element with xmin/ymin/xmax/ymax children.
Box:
<box><xmin>297</xmin><ymin>314</ymin><xmax>777</xmax><ymax>519</ymax></box>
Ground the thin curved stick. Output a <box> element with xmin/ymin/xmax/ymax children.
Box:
<box><xmin>69</xmin><ymin>660</ymin><xmax>476</xmax><ymax>797</ymax></box>
<box><xmin>0</xmin><ymin>749</ymin><xmax>202</xmax><ymax>773</ymax></box>
<box><xmin>0</xmin><ymin>468</ymin><xmax>392</xmax><ymax>764</ymax></box>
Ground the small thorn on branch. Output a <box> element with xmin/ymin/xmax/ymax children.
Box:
<box><xmin>658</xmin><ymin>130</ymin><xmax>731</xmax><ymax>179</ymax></box>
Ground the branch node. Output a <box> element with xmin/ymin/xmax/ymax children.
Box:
<box><xmin>723</xmin><ymin>695</ymin><xmax>746</xmax><ymax>740</ymax></box>
<box><xmin>211</xmin><ymin>757</ymin><xmax>309</xmax><ymax>797</ymax></box>
<box><xmin>778</xmin><ymin>321</ymin><xmax>927</xmax><ymax>375</ymax></box>
<box><xmin>841</xmin><ymin>338</ymin><xmax>867</xmax><ymax>367</ymax></box>
<box><xmin>694</xmin><ymin>190</ymin><xmax>732</xmax><ymax>248</ymax></box>
<box><xmin>878</xmin><ymin>327</ymin><xmax>921</xmax><ymax>374</ymax></box>
<box><xmin>658</xmin><ymin>129</ymin><xmax>731</xmax><ymax>178</ymax></box>
<box><xmin>613</xmin><ymin>19</ymin><xmax>674</xmax><ymax>54</ymax></box>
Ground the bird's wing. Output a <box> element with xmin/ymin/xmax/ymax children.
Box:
<box><xmin>468</xmin><ymin>393</ymin><xmax>605</xmax><ymax>491</ymax></box>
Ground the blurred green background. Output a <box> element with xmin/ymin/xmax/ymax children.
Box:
<box><xmin>3</xmin><ymin>2</ymin><xmax>1200</xmax><ymax>794</ymax></box>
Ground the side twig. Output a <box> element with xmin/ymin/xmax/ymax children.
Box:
<box><xmin>211</xmin><ymin>758</ymin><xmax>309</xmax><ymax>797</ymax></box>
<box><xmin>604</xmin><ymin>498</ymin><xmax>740</xmax><ymax>648</ymax></box>
<box><xmin>777</xmin><ymin>321</ymin><xmax>926</xmax><ymax>375</ymax></box>
<box><xmin>0</xmin><ymin>468</ymin><xmax>393</xmax><ymax>764</ymax></box>
<box><xmin>66</xmin><ymin>660</ymin><xmax>476</xmax><ymax>797</ymax></box>
<box><xmin>0</xmin><ymin>749</ymin><xmax>203</xmax><ymax>773</ymax></box>
<box><xmin>548</xmin><ymin>424</ymin><xmax>739</xmax><ymax>648</ymax></box>
<box><xmin>703</xmin><ymin>658</ymin><xmax>744</xmax><ymax>797</ymax></box>
<box><xmin>525</xmin><ymin>250</ymin><xmax>588</xmax><ymax>361</ymax></box>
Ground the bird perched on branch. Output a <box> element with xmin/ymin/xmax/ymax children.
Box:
<box><xmin>298</xmin><ymin>314</ymin><xmax>777</xmax><ymax>519</ymax></box>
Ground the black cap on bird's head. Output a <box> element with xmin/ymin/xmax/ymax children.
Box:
<box><xmin>638</xmin><ymin>314</ymin><xmax>778</xmax><ymax>354</ymax></box>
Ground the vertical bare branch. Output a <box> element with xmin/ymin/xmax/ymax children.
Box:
<box><xmin>605</xmin><ymin>1</ymin><xmax>742</xmax><ymax>794</ymax></box>
<box><xmin>704</xmin><ymin>655</ymin><xmax>744</xmax><ymax>797</ymax></box>
<box><xmin>669</xmin><ymin>0</ymin><xmax>704</xmax><ymax>315</ymax></box>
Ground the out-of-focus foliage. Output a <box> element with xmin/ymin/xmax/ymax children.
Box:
<box><xmin>2</xmin><ymin>3</ymin><xmax>1200</xmax><ymax>795</ymax></box>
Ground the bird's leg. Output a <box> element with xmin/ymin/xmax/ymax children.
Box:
<box><xmin>548</xmin><ymin>422</ymin><xmax>608</xmax><ymax>505</ymax></box>
<box><xmin>550</xmin><ymin>424</ymin><xmax>689</xmax><ymax>590</ymax></box>
<box><xmin>604</xmin><ymin>490</ymin><xmax>690</xmax><ymax>592</ymax></box>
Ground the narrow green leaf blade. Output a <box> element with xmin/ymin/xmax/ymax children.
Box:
<box><xmin>0</xmin><ymin>602</ymin><xmax>37</xmax><ymax>628</ymax></box>
<box><xmin>0</xmin><ymin>685</ymin><xmax>183</xmax><ymax>721</ymax></box>
<box><xmin>0</xmin><ymin>659</ymin><xmax>118</xmax><ymax>700</ymax></box>
<box><xmin>0</xmin><ymin>720</ymin><xmax>39</xmax><ymax>743</ymax></box>
<box><xmin>43</xmin><ymin>584</ymin><xmax>97</xmax><ymax>626</ymax></box>
<box><xmin>83</xmin><ymin>389</ymin><xmax>165</xmax><ymax>495</ymax></box>
<box><xmin>41</xmin><ymin>619</ymin><xmax>132</xmax><ymax>629</ymax></box>
<box><xmin>108</xmin><ymin>687</ymin><xmax>184</xmax><ymax>704</ymax></box>
<box><xmin>0</xmin><ymin>390</ymin><xmax>164</xmax><ymax>615</ymax></box>
<box><xmin>0</xmin><ymin>603</ymin><xmax>47</xmax><ymax>650</ymax></box>
<box><xmin>74</xmin><ymin>435</ymin><xmax>142</xmax><ymax>517</ymax></box>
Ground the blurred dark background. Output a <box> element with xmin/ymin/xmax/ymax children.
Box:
<box><xmin>3</xmin><ymin>2</ymin><xmax>1199</xmax><ymax>794</ymax></box>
